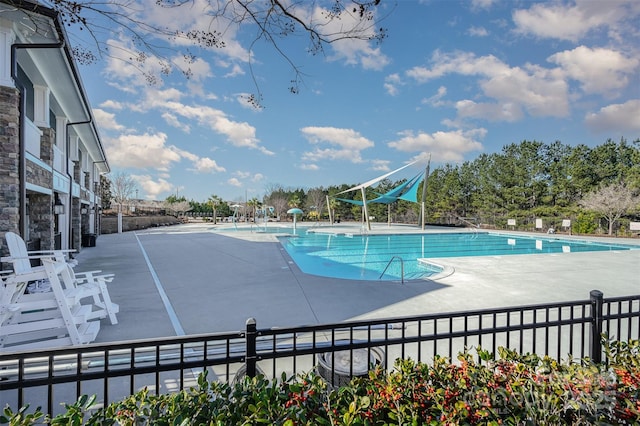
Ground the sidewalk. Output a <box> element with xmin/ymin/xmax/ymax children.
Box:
<box><xmin>73</xmin><ymin>223</ymin><xmax>640</xmax><ymax>344</ymax></box>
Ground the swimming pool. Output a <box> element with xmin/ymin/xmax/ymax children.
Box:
<box><xmin>278</xmin><ymin>232</ymin><xmax>637</xmax><ymax>282</ymax></box>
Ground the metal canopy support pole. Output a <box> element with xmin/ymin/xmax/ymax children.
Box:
<box><xmin>326</xmin><ymin>195</ymin><xmax>333</xmax><ymax>225</ymax></box>
<box><xmin>361</xmin><ymin>187</ymin><xmax>371</xmax><ymax>231</ymax></box>
<box><xmin>421</xmin><ymin>155</ymin><xmax>431</xmax><ymax>231</ymax></box>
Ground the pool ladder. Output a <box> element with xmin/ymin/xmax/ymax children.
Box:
<box><xmin>458</xmin><ymin>216</ymin><xmax>480</xmax><ymax>234</ymax></box>
<box><xmin>379</xmin><ymin>256</ymin><xmax>404</xmax><ymax>283</ymax></box>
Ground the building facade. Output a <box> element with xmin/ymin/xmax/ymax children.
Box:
<box><xmin>0</xmin><ymin>0</ymin><xmax>109</xmax><ymax>257</ymax></box>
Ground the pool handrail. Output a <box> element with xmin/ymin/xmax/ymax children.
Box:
<box><xmin>379</xmin><ymin>255</ymin><xmax>404</xmax><ymax>283</ymax></box>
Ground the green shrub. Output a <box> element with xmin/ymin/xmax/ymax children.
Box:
<box><xmin>3</xmin><ymin>340</ymin><xmax>639</xmax><ymax>425</ymax></box>
<box><xmin>572</xmin><ymin>211</ymin><xmax>599</xmax><ymax>234</ymax></box>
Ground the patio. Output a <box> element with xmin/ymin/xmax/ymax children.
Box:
<box><xmin>71</xmin><ymin>222</ymin><xmax>640</xmax><ymax>344</ymax></box>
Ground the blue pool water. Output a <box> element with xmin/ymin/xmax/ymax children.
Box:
<box><xmin>278</xmin><ymin>232</ymin><xmax>636</xmax><ymax>282</ymax></box>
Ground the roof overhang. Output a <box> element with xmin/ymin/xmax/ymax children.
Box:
<box><xmin>2</xmin><ymin>0</ymin><xmax>110</xmax><ymax>173</ymax></box>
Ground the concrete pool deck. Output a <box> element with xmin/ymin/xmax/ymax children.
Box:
<box><xmin>73</xmin><ymin>222</ymin><xmax>640</xmax><ymax>344</ymax></box>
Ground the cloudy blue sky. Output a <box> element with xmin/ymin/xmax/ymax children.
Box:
<box><xmin>72</xmin><ymin>0</ymin><xmax>640</xmax><ymax>202</ymax></box>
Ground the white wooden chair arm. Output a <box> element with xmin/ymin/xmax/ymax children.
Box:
<box><xmin>26</xmin><ymin>249</ymin><xmax>76</xmax><ymax>255</ymax></box>
<box><xmin>2</xmin><ymin>255</ymin><xmax>55</xmax><ymax>261</ymax></box>
<box><xmin>75</xmin><ymin>271</ymin><xmax>115</xmax><ymax>283</ymax></box>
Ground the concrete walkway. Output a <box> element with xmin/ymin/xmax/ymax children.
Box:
<box><xmin>73</xmin><ymin>222</ymin><xmax>640</xmax><ymax>343</ymax></box>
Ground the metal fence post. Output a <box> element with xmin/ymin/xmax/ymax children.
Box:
<box><xmin>590</xmin><ymin>290</ymin><xmax>603</xmax><ymax>363</ymax></box>
<box><xmin>245</xmin><ymin>317</ymin><xmax>257</xmax><ymax>378</ymax></box>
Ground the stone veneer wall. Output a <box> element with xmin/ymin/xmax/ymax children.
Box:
<box><xmin>0</xmin><ymin>85</ymin><xmax>20</xmax><ymax>258</ymax></box>
<box><xmin>28</xmin><ymin>127</ymin><xmax>56</xmax><ymax>250</ymax></box>
<box><xmin>71</xmin><ymin>160</ymin><xmax>81</xmax><ymax>250</ymax></box>
<box><xmin>28</xmin><ymin>193</ymin><xmax>54</xmax><ymax>250</ymax></box>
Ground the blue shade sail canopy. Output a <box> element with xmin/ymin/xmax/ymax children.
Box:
<box><xmin>335</xmin><ymin>171</ymin><xmax>424</xmax><ymax>207</ymax></box>
<box><xmin>329</xmin><ymin>159</ymin><xmax>429</xmax><ymax>231</ymax></box>
<box><xmin>335</xmin><ymin>198</ymin><xmax>364</xmax><ymax>206</ymax></box>
<box><xmin>335</xmin><ymin>160</ymin><xmax>419</xmax><ymax>195</ymax></box>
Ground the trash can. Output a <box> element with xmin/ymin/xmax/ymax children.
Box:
<box><xmin>317</xmin><ymin>346</ymin><xmax>384</xmax><ymax>387</ymax></box>
<box><xmin>82</xmin><ymin>233</ymin><xmax>97</xmax><ymax>247</ymax></box>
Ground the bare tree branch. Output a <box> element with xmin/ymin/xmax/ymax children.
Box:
<box><xmin>110</xmin><ymin>172</ymin><xmax>137</xmax><ymax>205</ymax></box>
<box><xmin>579</xmin><ymin>182</ymin><xmax>640</xmax><ymax>235</ymax></box>
<box><xmin>2</xmin><ymin>0</ymin><xmax>390</xmax><ymax>105</ymax></box>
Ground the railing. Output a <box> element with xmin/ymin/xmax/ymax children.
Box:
<box><xmin>52</xmin><ymin>145</ymin><xmax>65</xmax><ymax>173</ymax></box>
<box><xmin>1</xmin><ymin>291</ymin><xmax>638</xmax><ymax>416</ymax></box>
<box><xmin>458</xmin><ymin>216</ymin><xmax>480</xmax><ymax>233</ymax></box>
<box><xmin>379</xmin><ymin>256</ymin><xmax>404</xmax><ymax>283</ymax></box>
<box><xmin>24</xmin><ymin>119</ymin><xmax>43</xmax><ymax>158</ymax></box>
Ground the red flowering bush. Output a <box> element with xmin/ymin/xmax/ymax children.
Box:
<box><xmin>327</xmin><ymin>340</ymin><xmax>639</xmax><ymax>425</ymax></box>
<box><xmin>2</xmin><ymin>339</ymin><xmax>638</xmax><ymax>425</ymax></box>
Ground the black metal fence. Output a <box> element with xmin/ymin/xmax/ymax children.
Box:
<box><xmin>1</xmin><ymin>290</ymin><xmax>638</xmax><ymax>416</ymax></box>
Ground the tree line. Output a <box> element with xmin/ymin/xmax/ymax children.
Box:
<box><xmin>259</xmin><ymin>138</ymin><xmax>640</xmax><ymax>234</ymax></box>
<box><xmin>109</xmin><ymin>137</ymin><xmax>640</xmax><ymax>235</ymax></box>
<box><xmin>423</xmin><ymin>138</ymin><xmax>640</xmax><ymax>232</ymax></box>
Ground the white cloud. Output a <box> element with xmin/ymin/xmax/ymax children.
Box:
<box><xmin>388</xmin><ymin>129</ymin><xmax>486</xmax><ymax>162</ymax></box>
<box><xmin>103</xmin><ymin>33</ymin><xmax>220</xmax><ymax>100</ymax></box>
<box><xmin>93</xmin><ymin>108</ymin><xmax>126</xmax><ymax>131</ymax></box>
<box><xmin>406</xmin><ymin>50</ymin><xmax>509</xmax><ymax>83</ymax></box>
<box><xmin>154</xmin><ymin>88</ymin><xmax>184</xmax><ymax>102</ymax></box>
<box><xmin>422</xmin><ymin>86</ymin><xmax>448</xmax><ymax>107</ymax></box>
<box><xmin>455</xmin><ymin>100</ymin><xmax>523</xmax><ymax>122</ymax></box>
<box><xmin>161</xmin><ymin>112</ymin><xmax>191</xmax><ymax>132</ymax></box>
<box><xmin>227</xmin><ymin>177</ymin><xmax>242</xmax><ymax>187</ymax></box>
<box><xmin>585</xmin><ymin>99</ymin><xmax>640</xmax><ymax>133</ymax></box>
<box><xmin>370</xmin><ymin>159</ymin><xmax>390</xmax><ymax>172</ymax></box>
<box><xmin>301</xmin><ymin>127</ymin><xmax>374</xmax><ymax>150</ymax></box>
<box><xmin>97</xmin><ymin>86</ymin><xmax>274</xmax><ymax>160</ymax></box>
<box><xmin>384</xmin><ymin>73</ymin><xmax>403</xmax><ymax>96</ymax></box>
<box><xmin>470</xmin><ymin>0</ymin><xmax>499</xmax><ymax>10</ymax></box>
<box><xmin>512</xmin><ymin>0</ymin><xmax>640</xmax><ymax>42</ymax></box>
<box><xmin>141</xmin><ymin>98</ymin><xmax>273</xmax><ymax>154</ymax></box>
<box><xmin>189</xmin><ymin>157</ymin><xmax>226</xmax><ymax>173</ymax></box>
<box><xmin>224</xmin><ymin>64</ymin><xmax>245</xmax><ymax>78</ymax></box>
<box><xmin>467</xmin><ymin>26</ymin><xmax>489</xmax><ymax>37</ymax></box>
<box><xmin>547</xmin><ymin>46</ymin><xmax>638</xmax><ymax>95</ymax></box>
<box><xmin>171</xmin><ymin>147</ymin><xmax>198</xmax><ymax>162</ymax></box>
<box><xmin>307</xmin><ymin>3</ymin><xmax>390</xmax><ymax>70</ymax></box>
<box><xmin>104</xmin><ymin>37</ymin><xmax>166</xmax><ymax>88</ymax></box>
<box><xmin>99</xmin><ymin>100</ymin><xmax>125</xmax><ymax>110</ymax></box>
<box><xmin>105</xmin><ymin>132</ymin><xmax>225</xmax><ymax>176</ymax></box>
<box><xmin>300</xmin><ymin>127</ymin><xmax>375</xmax><ymax>163</ymax></box>
<box><xmin>299</xmin><ymin>163</ymin><xmax>319</xmax><ymax>171</ymax></box>
<box><xmin>252</xmin><ymin>173</ymin><xmax>264</xmax><ymax>182</ymax></box>
<box><xmin>407</xmin><ymin>151</ymin><xmax>435</xmax><ymax>165</ymax></box>
<box><xmin>170</xmin><ymin>147</ymin><xmax>225</xmax><ymax>173</ymax></box>
<box><xmin>105</xmin><ymin>132</ymin><xmax>181</xmax><ymax>170</ymax></box>
<box><xmin>336</xmin><ymin>43</ymin><xmax>390</xmax><ymax>71</ymax></box>
<box><xmin>407</xmin><ymin>51</ymin><xmax>570</xmax><ymax>120</ymax></box>
<box><xmin>171</xmin><ymin>53</ymin><xmax>212</xmax><ymax>82</ymax></box>
<box><xmin>131</xmin><ymin>174</ymin><xmax>174</xmax><ymax>199</ymax></box>
<box><xmin>482</xmin><ymin>64</ymin><xmax>569</xmax><ymax>118</ymax></box>
<box><xmin>134</xmin><ymin>0</ymin><xmax>251</xmax><ymax>63</ymax></box>
<box><xmin>234</xmin><ymin>93</ymin><xmax>260</xmax><ymax>110</ymax></box>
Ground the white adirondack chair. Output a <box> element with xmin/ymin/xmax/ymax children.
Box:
<box><xmin>1</xmin><ymin>232</ymin><xmax>118</xmax><ymax>349</ymax></box>
<box><xmin>1</xmin><ymin>261</ymin><xmax>101</xmax><ymax>349</ymax></box>
<box><xmin>0</xmin><ymin>234</ymin><xmax>77</xmax><ymax>348</ymax></box>
<box><xmin>2</xmin><ymin>232</ymin><xmax>118</xmax><ymax>324</ymax></box>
